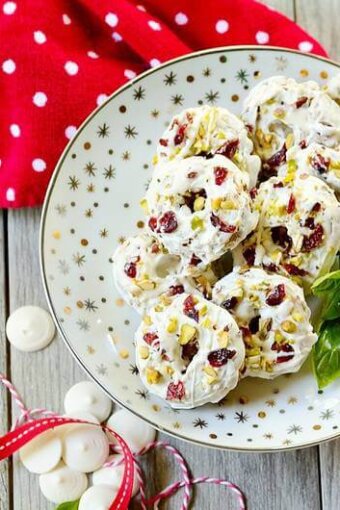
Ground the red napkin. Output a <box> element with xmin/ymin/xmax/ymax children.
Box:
<box><xmin>0</xmin><ymin>0</ymin><xmax>327</xmax><ymax>208</ymax></box>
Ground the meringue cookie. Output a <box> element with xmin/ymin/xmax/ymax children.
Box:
<box><xmin>39</xmin><ymin>461</ymin><xmax>88</xmax><ymax>504</ymax></box>
<box><xmin>145</xmin><ymin>155</ymin><xmax>258</xmax><ymax>270</ymax></box>
<box><xmin>64</xmin><ymin>381</ymin><xmax>112</xmax><ymax>422</ymax></box>
<box><xmin>233</xmin><ymin>175</ymin><xmax>340</xmax><ymax>290</ymax></box>
<box><xmin>79</xmin><ymin>484</ymin><xmax>118</xmax><ymax>510</ymax></box>
<box><xmin>278</xmin><ymin>143</ymin><xmax>340</xmax><ymax>193</ymax></box>
<box><xmin>113</xmin><ymin>232</ymin><xmax>195</xmax><ymax>314</ymax></box>
<box><xmin>63</xmin><ymin>424</ymin><xmax>110</xmax><ymax>473</ymax></box>
<box><xmin>106</xmin><ymin>409</ymin><xmax>156</xmax><ymax>453</ymax></box>
<box><xmin>156</xmin><ymin>105</ymin><xmax>260</xmax><ymax>187</ymax></box>
<box><xmin>19</xmin><ymin>429</ymin><xmax>62</xmax><ymax>474</ymax></box>
<box><xmin>212</xmin><ymin>268</ymin><xmax>317</xmax><ymax>379</ymax></box>
<box><xmin>6</xmin><ymin>305</ymin><xmax>55</xmax><ymax>352</ymax></box>
<box><xmin>92</xmin><ymin>454</ymin><xmax>139</xmax><ymax>497</ymax></box>
<box><xmin>135</xmin><ymin>292</ymin><xmax>245</xmax><ymax>409</ymax></box>
<box><xmin>242</xmin><ymin>76</ymin><xmax>340</xmax><ymax>176</ymax></box>
<box><xmin>57</xmin><ymin>411</ymin><xmax>100</xmax><ymax>439</ymax></box>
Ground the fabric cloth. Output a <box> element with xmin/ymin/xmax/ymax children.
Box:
<box><xmin>0</xmin><ymin>0</ymin><xmax>327</xmax><ymax>208</ymax></box>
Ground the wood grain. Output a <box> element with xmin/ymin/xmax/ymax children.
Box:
<box><xmin>7</xmin><ymin>209</ymin><xmax>84</xmax><ymax>510</ymax></box>
<box><xmin>295</xmin><ymin>0</ymin><xmax>340</xmax><ymax>60</ymax></box>
<box><xmin>0</xmin><ymin>211</ymin><xmax>10</xmax><ymax>510</ymax></box>
<box><xmin>294</xmin><ymin>3</ymin><xmax>340</xmax><ymax>508</ymax></box>
<box><xmin>4</xmin><ymin>1</ymin><xmax>340</xmax><ymax>509</ymax></box>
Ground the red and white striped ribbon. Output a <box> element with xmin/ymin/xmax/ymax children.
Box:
<box><xmin>0</xmin><ymin>373</ymin><xmax>247</xmax><ymax>509</ymax></box>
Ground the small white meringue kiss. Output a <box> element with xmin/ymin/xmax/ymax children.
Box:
<box><xmin>39</xmin><ymin>461</ymin><xmax>88</xmax><ymax>503</ymax></box>
<box><xmin>106</xmin><ymin>409</ymin><xmax>156</xmax><ymax>453</ymax></box>
<box><xmin>92</xmin><ymin>454</ymin><xmax>139</xmax><ymax>497</ymax></box>
<box><xmin>6</xmin><ymin>306</ymin><xmax>55</xmax><ymax>352</ymax></box>
<box><xmin>79</xmin><ymin>484</ymin><xmax>118</xmax><ymax>510</ymax></box>
<box><xmin>63</xmin><ymin>424</ymin><xmax>109</xmax><ymax>473</ymax></box>
<box><xmin>19</xmin><ymin>429</ymin><xmax>62</xmax><ymax>474</ymax></box>
<box><xmin>64</xmin><ymin>381</ymin><xmax>112</xmax><ymax>422</ymax></box>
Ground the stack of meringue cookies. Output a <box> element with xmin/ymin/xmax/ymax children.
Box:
<box><xmin>113</xmin><ymin>74</ymin><xmax>340</xmax><ymax>410</ymax></box>
<box><xmin>19</xmin><ymin>381</ymin><xmax>156</xmax><ymax>507</ymax></box>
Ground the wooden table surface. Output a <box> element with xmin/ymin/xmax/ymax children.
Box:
<box><xmin>0</xmin><ymin>1</ymin><xmax>339</xmax><ymax>508</ymax></box>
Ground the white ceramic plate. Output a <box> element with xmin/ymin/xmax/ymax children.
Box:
<box><xmin>40</xmin><ymin>46</ymin><xmax>340</xmax><ymax>451</ymax></box>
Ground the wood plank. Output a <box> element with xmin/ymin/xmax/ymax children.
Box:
<box><xmin>259</xmin><ymin>0</ymin><xmax>295</xmax><ymax>18</ymax></box>
<box><xmin>0</xmin><ymin>211</ymin><xmax>10</xmax><ymax>510</ymax></box>
<box><xmin>295</xmin><ymin>0</ymin><xmax>340</xmax><ymax>60</ymax></box>
<box><xmin>7</xmin><ymin>208</ymin><xmax>85</xmax><ymax>509</ymax></box>
<box><xmin>294</xmin><ymin>2</ymin><xmax>340</xmax><ymax>509</ymax></box>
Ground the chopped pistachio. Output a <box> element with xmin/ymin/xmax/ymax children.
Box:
<box><xmin>167</xmin><ymin>317</ymin><xmax>178</xmax><ymax>334</ymax></box>
<box><xmin>193</xmin><ymin>196</ymin><xmax>206</xmax><ymax>212</ymax></box>
<box><xmin>144</xmin><ymin>315</ymin><xmax>153</xmax><ymax>326</ymax></box>
<box><xmin>201</xmin><ymin>318</ymin><xmax>212</xmax><ymax>329</ymax></box>
<box><xmin>179</xmin><ymin>324</ymin><xmax>198</xmax><ymax>345</ymax></box>
<box><xmin>146</xmin><ymin>367</ymin><xmax>162</xmax><ymax>384</ymax></box>
<box><xmin>220</xmin><ymin>199</ymin><xmax>236</xmax><ymax>210</ymax></box>
<box><xmin>281</xmin><ymin>320</ymin><xmax>297</xmax><ymax>333</ymax></box>
<box><xmin>292</xmin><ymin>312</ymin><xmax>303</xmax><ymax>322</ymax></box>
<box><xmin>287</xmin><ymin>159</ymin><xmax>297</xmax><ymax>173</ymax></box>
<box><xmin>166</xmin><ymin>366</ymin><xmax>174</xmax><ymax>376</ymax></box>
<box><xmin>139</xmin><ymin>346</ymin><xmax>150</xmax><ymax>359</ymax></box>
<box><xmin>154</xmin><ymin>304</ymin><xmax>164</xmax><ymax>312</ymax></box>
<box><xmin>137</xmin><ymin>280</ymin><xmax>156</xmax><ymax>291</ymax></box>
<box><xmin>274</xmin><ymin>330</ymin><xmax>284</xmax><ymax>342</ymax></box>
<box><xmin>199</xmin><ymin>305</ymin><xmax>208</xmax><ymax>317</ymax></box>
<box><xmin>160</xmin><ymin>294</ymin><xmax>172</xmax><ymax>306</ymax></box>
<box><xmin>285</xmin><ymin>133</ymin><xmax>294</xmax><ymax>149</ymax></box>
<box><xmin>191</xmin><ymin>216</ymin><xmax>205</xmax><ymax>231</ymax></box>
<box><xmin>211</xmin><ymin>197</ymin><xmax>222</xmax><ymax>210</ymax></box>
<box><xmin>218</xmin><ymin>330</ymin><xmax>229</xmax><ymax>348</ymax></box>
<box><xmin>152</xmin><ymin>154</ymin><xmax>158</xmax><ymax>165</ymax></box>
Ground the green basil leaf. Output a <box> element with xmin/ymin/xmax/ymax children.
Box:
<box><xmin>312</xmin><ymin>269</ymin><xmax>340</xmax><ymax>321</ymax></box>
<box><xmin>312</xmin><ymin>320</ymin><xmax>340</xmax><ymax>389</ymax></box>
<box><xmin>55</xmin><ymin>501</ymin><xmax>79</xmax><ymax>510</ymax></box>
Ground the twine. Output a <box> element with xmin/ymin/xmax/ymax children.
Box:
<box><xmin>0</xmin><ymin>373</ymin><xmax>246</xmax><ymax>509</ymax></box>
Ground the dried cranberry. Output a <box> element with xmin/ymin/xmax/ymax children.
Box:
<box><xmin>287</xmin><ymin>194</ymin><xmax>296</xmax><ymax>214</ymax></box>
<box><xmin>296</xmin><ymin>96</ymin><xmax>308</xmax><ymax>108</ymax></box>
<box><xmin>311</xmin><ymin>153</ymin><xmax>330</xmax><ymax>175</ymax></box>
<box><xmin>174</xmin><ymin>124</ymin><xmax>187</xmax><ymax>145</ymax></box>
<box><xmin>272</xmin><ymin>342</ymin><xmax>294</xmax><ymax>363</ymax></box>
<box><xmin>266</xmin><ymin>284</ymin><xmax>286</xmax><ymax>306</ymax></box>
<box><xmin>271</xmin><ymin>226</ymin><xmax>292</xmax><ymax>253</ymax></box>
<box><xmin>299</xmin><ymin>140</ymin><xmax>307</xmax><ymax>149</ymax></box>
<box><xmin>159</xmin><ymin>138</ymin><xmax>168</xmax><ymax>147</ymax></box>
<box><xmin>263</xmin><ymin>263</ymin><xmax>279</xmax><ymax>273</ymax></box>
<box><xmin>304</xmin><ymin>217</ymin><xmax>315</xmax><ymax>230</ymax></box>
<box><xmin>181</xmin><ymin>341</ymin><xmax>199</xmax><ymax>362</ymax></box>
<box><xmin>208</xmin><ymin>348</ymin><xmax>236</xmax><ymax>367</ymax></box>
<box><xmin>221</xmin><ymin>296</ymin><xmax>238</xmax><ymax>310</ymax></box>
<box><xmin>302</xmin><ymin>224</ymin><xmax>324</xmax><ymax>252</ymax></box>
<box><xmin>158</xmin><ymin>211</ymin><xmax>178</xmax><ymax>234</ymax></box>
<box><xmin>216</xmin><ymin>139</ymin><xmax>239</xmax><ymax>159</ymax></box>
<box><xmin>243</xmin><ymin>246</ymin><xmax>256</xmax><ymax>266</ymax></box>
<box><xmin>183</xmin><ymin>295</ymin><xmax>199</xmax><ymax>323</ymax></box>
<box><xmin>311</xmin><ymin>202</ymin><xmax>321</xmax><ymax>213</ymax></box>
<box><xmin>166</xmin><ymin>381</ymin><xmax>185</xmax><ymax>401</ymax></box>
<box><xmin>124</xmin><ymin>262</ymin><xmax>137</xmax><ymax>278</ymax></box>
<box><xmin>183</xmin><ymin>189</ymin><xmax>207</xmax><ymax>212</ymax></box>
<box><xmin>210</xmin><ymin>213</ymin><xmax>236</xmax><ymax>233</ymax></box>
<box><xmin>188</xmin><ymin>171</ymin><xmax>197</xmax><ymax>179</ymax></box>
<box><xmin>273</xmin><ymin>181</ymin><xmax>284</xmax><ymax>188</ymax></box>
<box><xmin>189</xmin><ymin>254</ymin><xmax>202</xmax><ymax>266</ymax></box>
<box><xmin>283</xmin><ymin>263</ymin><xmax>308</xmax><ymax>276</ymax></box>
<box><xmin>240</xmin><ymin>327</ymin><xmax>252</xmax><ymax>347</ymax></box>
<box><xmin>250</xmin><ymin>187</ymin><xmax>258</xmax><ymax>199</ymax></box>
<box><xmin>214</xmin><ymin>166</ymin><xmax>228</xmax><ymax>186</ymax></box>
<box><xmin>249</xmin><ymin>315</ymin><xmax>260</xmax><ymax>334</ymax></box>
<box><xmin>168</xmin><ymin>284</ymin><xmax>185</xmax><ymax>296</ymax></box>
<box><xmin>245</xmin><ymin>124</ymin><xmax>254</xmax><ymax>133</ymax></box>
<box><xmin>143</xmin><ymin>332</ymin><xmax>159</xmax><ymax>345</ymax></box>
<box><xmin>261</xmin><ymin>144</ymin><xmax>287</xmax><ymax>180</ymax></box>
<box><xmin>148</xmin><ymin>217</ymin><xmax>158</xmax><ymax>231</ymax></box>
